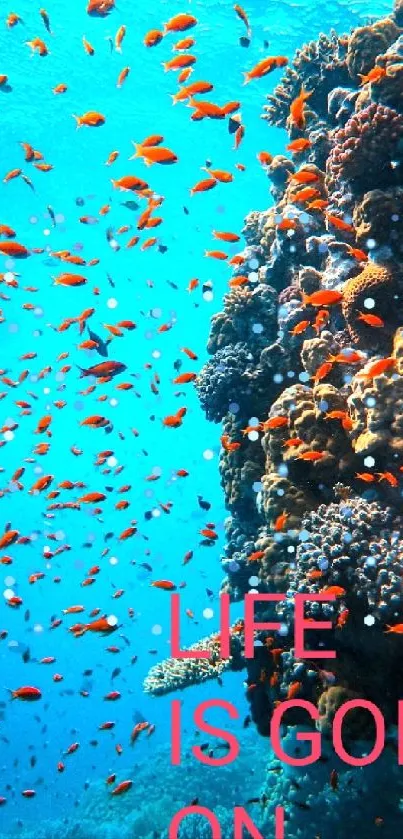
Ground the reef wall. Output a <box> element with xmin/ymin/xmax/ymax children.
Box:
<box><xmin>144</xmin><ymin>2</ymin><xmax>403</xmax><ymax>834</ymax></box>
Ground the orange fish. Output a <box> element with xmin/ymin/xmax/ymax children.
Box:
<box><xmin>131</xmin><ymin>144</ymin><xmax>178</xmax><ymax>166</ymax></box>
<box><xmin>356</xmin><ymin>472</ymin><xmax>376</xmax><ymax>483</ymax></box>
<box><xmin>243</xmin><ymin>55</ymin><xmax>287</xmax><ymax>84</ymax></box>
<box><xmin>286</xmin><ymin>138</ymin><xmax>312</xmax><ymax>152</ymax></box>
<box><xmin>263</xmin><ymin>416</ymin><xmax>288</xmax><ymax>430</ymax></box>
<box><xmin>173</xmin><ymin>372</ymin><xmax>197</xmax><ymax>384</ymax></box>
<box><xmin>297</xmin><ymin>450</ymin><xmax>325</xmax><ymax>462</ymax></box>
<box><xmin>290</xmin><ymin>320</ymin><xmax>310</xmax><ymax>335</ymax></box>
<box><xmin>303</xmin><ymin>289</ymin><xmax>343</xmax><ymax>307</ymax></box>
<box><xmin>73</xmin><ymin>111</ymin><xmax>105</xmax><ymax>128</ymax></box>
<box><xmin>163</xmin><ymin>54</ymin><xmax>196</xmax><ymax>72</ymax></box>
<box><xmin>164</xmin><ymin>13</ymin><xmax>197</xmax><ymax>33</ymax></box>
<box><xmin>117</xmin><ymin>66</ymin><xmax>130</xmax><ymax>88</ymax></box>
<box><xmin>362</xmin><ymin>357</ymin><xmax>395</xmax><ymax>379</ymax></box>
<box><xmin>273</xmin><ymin>511</ymin><xmax>288</xmax><ymax>532</ymax></box>
<box><xmin>357</xmin><ymin>311</ymin><xmax>384</xmax><ymax>328</ymax></box>
<box><xmin>377</xmin><ymin>471</ymin><xmax>398</xmax><ymax>487</ymax></box>
<box><xmin>150</xmin><ymin>580</ymin><xmax>177</xmax><ymax>590</ymax></box>
<box><xmin>289</xmin><ymin>88</ymin><xmax>312</xmax><ymax>129</ymax></box>
<box><xmin>144</xmin><ymin>29</ymin><xmax>164</xmax><ymax>47</ymax></box>
<box><xmin>359</xmin><ymin>66</ymin><xmax>386</xmax><ymax>85</ymax></box>
<box><xmin>325</xmin><ymin>214</ymin><xmax>355</xmax><ymax>234</ymax></box>
<box><xmin>320</xmin><ymin>586</ymin><xmax>346</xmax><ymax>597</ymax></box>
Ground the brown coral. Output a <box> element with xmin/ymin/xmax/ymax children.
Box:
<box><xmin>341</xmin><ymin>263</ymin><xmax>401</xmax><ymax>348</ymax></box>
<box><xmin>353</xmin><ymin>188</ymin><xmax>403</xmax><ymax>258</ymax></box>
<box><xmin>346</xmin><ymin>18</ymin><xmax>400</xmax><ymax>81</ymax></box>
<box><xmin>347</xmin><ymin>328</ymin><xmax>403</xmax><ymax>455</ymax></box>
<box><xmin>316</xmin><ymin>686</ymin><xmax>369</xmax><ymax>738</ymax></box>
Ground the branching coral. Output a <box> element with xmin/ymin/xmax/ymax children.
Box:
<box><xmin>263</xmin><ymin>31</ymin><xmax>349</xmax><ymax>129</ymax></box>
<box><xmin>143</xmin><ymin>630</ymin><xmax>244</xmax><ymax>696</ymax></box>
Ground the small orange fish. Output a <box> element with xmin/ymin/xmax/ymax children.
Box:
<box><xmin>273</xmin><ymin>511</ymin><xmax>288</xmax><ymax>532</ymax></box>
<box><xmin>297</xmin><ymin>450</ymin><xmax>325</xmax><ymax>462</ymax></box>
<box><xmin>356</xmin><ymin>472</ymin><xmax>376</xmax><ymax>483</ymax></box>
<box><xmin>144</xmin><ymin>29</ymin><xmax>164</xmax><ymax>48</ymax></box>
<box><xmin>303</xmin><ymin>289</ymin><xmax>343</xmax><ymax>307</ymax></box>
<box><xmin>164</xmin><ymin>13</ymin><xmax>197</xmax><ymax>33</ymax></box>
<box><xmin>73</xmin><ymin>111</ymin><xmax>105</xmax><ymax>128</ymax></box>
<box><xmin>286</xmin><ymin>138</ymin><xmax>312</xmax><ymax>152</ymax></box>
<box><xmin>263</xmin><ymin>416</ymin><xmax>289</xmax><ymax>430</ymax></box>
<box><xmin>362</xmin><ymin>357</ymin><xmax>396</xmax><ymax>379</ymax></box>
<box><xmin>243</xmin><ymin>55</ymin><xmax>287</xmax><ymax>84</ymax></box>
<box><xmin>320</xmin><ymin>586</ymin><xmax>346</xmax><ymax>597</ymax></box>
<box><xmin>359</xmin><ymin>66</ymin><xmax>386</xmax><ymax>85</ymax></box>
<box><xmin>150</xmin><ymin>580</ymin><xmax>177</xmax><ymax>590</ymax></box>
<box><xmin>325</xmin><ymin>214</ymin><xmax>355</xmax><ymax>234</ymax></box>
<box><xmin>290</xmin><ymin>319</ymin><xmax>310</xmax><ymax>335</ymax></box>
<box><xmin>377</xmin><ymin>471</ymin><xmax>398</xmax><ymax>487</ymax></box>
<box><xmin>289</xmin><ymin>88</ymin><xmax>312</xmax><ymax>129</ymax></box>
<box><xmin>357</xmin><ymin>311</ymin><xmax>384</xmax><ymax>328</ymax></box>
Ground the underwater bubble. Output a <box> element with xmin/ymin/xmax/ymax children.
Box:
<box><xmin>248</xmin><ymin>430</ymin><xmax>259</xmax><ymax>442</ymax></box>
<box><xmin>273</xmin><ymin>373</ymin><xmax>283</xmax><ymax>384</ymax></box>
<box><xmin>287</xmin><ymin>546</ymin><xmax>295</xmax><ymax>554</ymax></box>
<box><xmin>364</xmin><ymin>456</ymin><xmax>375</xmax><ymax>468</ymax></box>
<box><xmin>203</xmin><ymin>449</ymin><xmax>214</xmax><ymax>460</ymax></box>
<box><xmin>319</xmin><ymin>559</ymin><xmax>329</xmax><ymax>570</ymax></box>
<box><xmin>363</xmin><ymin>297</ymin><xmax>375</xmax><ymax>310</ymax></box>
<box><xmin>248</xmin><ymin>272</ymin><xmax>259</xmax><ymax>284</ymax></box>
<box><xmin>277</xmin><ymin>488</ymin><xmax>285</xmax><ymax>496</ymax></box>
<box><xmin>151</xmin><ymin>624</ymin><xmax>162</xmax><ymax>635</ymax></box>
<box><xmin>55</xmin><ymin>530</ymin><xmax>65</xmax><ymax>541</ymax></box>
<box><xmin>203</xmin><ymin>290</ymin><xmax>214</xmax><ymax>302</ymax></box>
<box><xmin>203</xmin><ymin>608</ymin><xmax>214</xmax><ymax>620</ymax></box>
<box><xmin>110</xmin><ymin>556</ymin><xmax>118</xmax><ymax>566</ymax></box>
<box><xmin>152</xmin><ymin>350</ymin><xmax>161</xmax><ymax>359</ymax></box>
<box><xmin>4</xmin><ymin>577</ymin><xmax>15</xmax><ymax>587</ymax></box>
<box><xmin>252</xmin><ymin>323</ymin><xmax>263</xmax><ymax>334</ymax></box>
<box><xmin>34</xmin><ymin>308</ymin><xmax>43</xmax><ymax>318</ymax></box>
<box><xmin>249</xmin><ymin>588</ymin><xmax>259</xmax><ymax>594</ymax></box>
<box><xmin>43</xmin><ymin>387</ymin><xmax>51</xmax><ymax>395</ymax></box>
<box><xmin>299</xmin><ymin>372</ymin><xmax>310</xmax><ymax>383</ymax></box>
<box><xmin>298</xmin><ymin>530</ymin><xmax>310</xmax><ymax>542</ymax></box>
<box><xmin>249</xmin><ymin>258</ymin><xmax>259</xmax><ymax>270</ymax></box>
<box><xmin>391</xmin><ymin>214</ymin><xmax>399</xmax><ymax>222</ymax></box>
<box><xmin>229</xmin><ymin>402</ymin><xmax>239</xmax><ymax>413</ymax></box>
<box><xmin>55</xmin><ymin>213</ymin><xmax>65</xmax><ymax>224</ymax></box>
<box><xmin>278</xmin><ymin>624</ymin><xmax>289</xmax><ymax>636</ymax></box>
<box><xmin>43</xmin><ymin>228</ymin><xmax>51</xmax><ymax>236</ymax></box>
<box><xmin>107</xmin><ymin>298</ymin><xmax>118</xmax><ymax>309</ymax></box>
<box><xmin>152</xmin><ymin>466</ymin><xmax>162</xmax><ymax>477</ymax></box>
<box><xmin>4</xmin><ymin>272</ymin><xmax>15</xmax><ymax>283</ymax></box>
<box><xmin>278</xmin><ymin>464</ymin><xmax>288</xmax><ymax>477</ymax></box>
<box><xmin>365</xmin><ymin>397</ymin><xmax>376</xmax><ymax>408</ymax></box>
<box><xmin>228</xmin><ymin>561</ymin><xmax>240</xmax><ymax>572</ymax></box>
<box><xmin>55</xmin><ymin>372</ymin><xmax>65</xmax><ymax>383</ymax></box>
<box><xmin>3</xmin><ymin>589</ymin><xmax>14</xmax><ymax>601</ymax></box>
<box><xmin>254</xmin><ymin>639</ymin><xmax>263</xmax><ymax>647</ymax></box>
<box><xmin>107</xmin><ymin>456</ymin><xmax>117</xmax><ymax>468</ymax></box>
<box><xmin>319</xmin><ymin>400</ymin><xmax>329</xmax><ymax>413</ymax></box>
<box><xmin>30</xmin><ymin>216</ymin><xmax>38</xmax><ymax>224</ymax></box>
<box><xmin>252</xmin><ymin>481</ymin><xmax>262</xmax><ymax>492</ymax></box>
<box><xmin>110</xmin><ymin>398</ymin><xmax>118</xmax><ymax>407</ymax></box>
<box><xmin>367</xmin><ymin>238</ymin><xmax>376</xmax><ymax>249</ymax></box>
<box><xmin>364</xmin><ymin>614</ymin><xmax>375</xmax><ymax>627</ymax></box>
<box><xmin>152</xmin><ymin>508</ymin><xmax>161</xmax><ymax>517</ymax></box>
<box><xmin>151</xmin><ymin>308</ymin><xmax>162</xmax><ymax>318</ymax></box>
<box><xmin>248</xmin><ymin>576</ymin><xmax>259</xmax><ymax>586</ymax></box>
<box><xmin>107</xmin><ymin>615</ymin><xmax>118</xmax><ymax>627</ymax></box>
<box><xmin>33</xmin><ymin>624</ymin><xmax>44</xmax><ymax>633</ymax></box>
<box><xmin>249</xmin><ymin>417</ymin><xmax>260</xmax><ymax>427</ymax></box>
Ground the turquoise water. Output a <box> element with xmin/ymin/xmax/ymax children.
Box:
<box><xmin>0</xmin><ymin>0</ymin><xmax>398</xmax><ymax>836</ymax></box>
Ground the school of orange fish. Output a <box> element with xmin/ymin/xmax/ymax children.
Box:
<box><xmin>0</xmin><ymin>0</ymin><xmax>398</xmax><ymax>809</ymax></box>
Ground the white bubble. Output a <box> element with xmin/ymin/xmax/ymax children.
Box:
<box><xmin>55</xmin><ymin>530</ymin><xmax>65</xmax><ymax>541</ymax></box>
<box><xmin>109</xmin><ymin>398</ymin><xmax>118</xmax><ymax>407</ymax></box>
<box><xmin>249</xmin><ymin>258</ymin><xmax>259</xmax><ymax>270</ymax></box>
<box><xmin>363</xmin><ymin>297</ymin><xmax>375</xmax><ymax>310</ymax></box>
<box><xmin>151</xmin><ymin>624</ymin><xmax>162</xmax><ymax>635</ymax></box>
<box><xmin>107</xmin><ymin>298</ymin><xmax>118</xmax><ymax>309</ymax></box>
<box><xmin>252</xmin><ymin>481</ymin><xmax>262</xmax><ymax>492</ymax></box>
<box><xmin>44</xmin><ymin>387</ymin><xmax>51</xmax><ymax>395</ymax></box>
<box><xmin>3</xmin><ymin>589</ymin><xmax>14</xmax><ymax>601</ymax></box>
<box><xmin>33</xmin><ymin>624</ymin><xmax>44</xmax><ymax>633</ymax></box>
<box><xmin>203</xmin><ymin>608</ymin><xmax>214</xmax><ymax>619</ymax></box>
<box><xmin>107</xmin><ymin>456</ymin><xmax>118</xmax><ymax>468</ymax></box>
<box><xmin>3</xmin><ymin>431</ymin><xmax>14</xmax><ymax>442</ymax></box>
<box><xmin>248</xmin><ymin>417</ymin><xmax>260</xmax><ymax>427</ymax></box>
<box><xmin>152</xmin><ymin>466</ymin><xmax>162</xmax><ymax>477</ymax></box>
<box><xmin>110</xmin><ymin>556</ymin><xmax>118</xmax><ymax>566</ymax></box>
<box><xmin>152</xmin><ymin>508</ymin><xmax>161</xmax><ymax>518</ymax></box>
<box><xmin>273</xmin><ymin>373</ymin><xmax>283</xmax><ymax>384</ymax></box>
<box><xmin>252</xmin><ymin>323</ymin><xmax>263</xmax><ymax>334</ymax></box>
<box><xmin>4</xmin><ymin>272</ymin><xmax>14</xmax><ymax>284</ymax></box>
<box><xmin>43</xmin><ymin>229</ymin><xmax>51</xmax><ymax>236</ymax></box>
<box><xmin>248</xmin><ymin>576</ymin><xmax>259</xmax><ymax>586</ymax></box>
<box><xmin>107</xmin><ymin>614</ymin><xmax>118</xmax><ymax>626</ymax></box>
<box><xmin>203</xmin><ymin>449</ymin><xmax>214</xmax><ymax>460</ymax></box>
<box><xmin>248</xmin><ymin>430</ymin><xmax>260</xmax><ymax>442</ymax></box>
<box><xmin>364</xmin><ymin>614</ymin><xmax>375</xmax><ymax>627</ymax></box>
<box><xmin>203</xmin><ymin>291</ymin><xmax>214</xmax><ymax>302</ymax></box>
<box><xmin>248</xmin><ymin>272</ymin><xmax>259</xmax><ymax>283</ymax></box>
<box><xmin>152</xmin><ymin>350</ymin><xmax>161</xmax><ymax>359</ymax></box>
<box><xmin>151</xmin><ymin>308</ymin><xmax>162</xmax><ymax>318</ymax></box>
<box><xmin>367</xmin><ymin>238</ymin><xmax>376</xmax><ymax>250</ymax></box>
<box><xmin>4</xmin><ymin>576</ymin><xmax>15</xmax><ymax>587</ymax></box>
<box><xmin>364</xmin><ymin>456</ymin><xmax>375</xmax><ymax>468</ymax></box>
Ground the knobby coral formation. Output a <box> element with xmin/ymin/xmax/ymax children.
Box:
<box><xmin>144</xmin><ymin>6</ymin><xmax>403</xmax><ymax>834</ymax></box>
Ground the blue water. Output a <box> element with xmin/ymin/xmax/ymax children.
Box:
<box><xmin>0</xmin><ymin>0</ymin><xmax>396</xmax><ymax>835</ymax></box>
